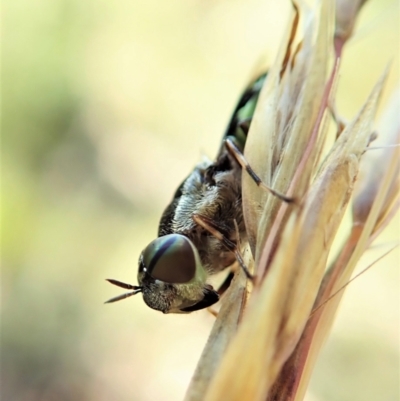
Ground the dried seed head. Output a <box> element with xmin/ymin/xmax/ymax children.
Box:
<box><xmin>185</xmin><ymin>1</ymin><xmax>398</xmax><ymax>401</ymax></box>
<box><xmin>335</xmin><ymin>0</ymin><xmax>368</xmax><ymax>43</ymax></box>
<box><xmin>353</xmin><ymin>88</ymin><xmax>400</xmax><ymax>230</ymax></box>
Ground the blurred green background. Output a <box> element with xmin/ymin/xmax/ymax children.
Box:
<box><xmin>2</xmin><ymin>0</ymin><xmax>399</xmax><ymax>400</ymax></box>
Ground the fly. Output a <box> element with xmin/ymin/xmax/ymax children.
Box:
<box><xmin>105</xmin><ymin>73</ymin><xmax>290</xmax><ymax>313</ymax></box>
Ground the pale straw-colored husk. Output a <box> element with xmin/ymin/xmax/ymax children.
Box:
<box><xmin>184</xmin><ymin>1</ymin><xmax>399</xmax><ymax>400</ymax></box>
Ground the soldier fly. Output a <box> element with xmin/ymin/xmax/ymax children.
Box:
<box><xmin>106</xmin><ymin>74</ymin><xmax>280</xmax><ymax>313</ymax></box>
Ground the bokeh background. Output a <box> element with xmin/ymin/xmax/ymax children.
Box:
<box><xmin>2</xmin><ymin>0</ymin><xmax>399</xmax><ymax>400</ymax></box>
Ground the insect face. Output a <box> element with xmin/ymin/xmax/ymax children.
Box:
<box><xmin>106</xmin><ymin>234</ymin><xmax>219</xmax><ymax>313</ymax></box>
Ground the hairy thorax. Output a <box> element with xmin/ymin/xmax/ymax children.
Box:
<box><xmin>158</xmin><ymin>150</ymin><xmax>246</xmax><ymax>275</ymax></box>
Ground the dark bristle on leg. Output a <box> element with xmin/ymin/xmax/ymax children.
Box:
<box><xmin>225</xmin><ymin>138</ymin><xmax>297</xmax><ymax>204</ymax></box>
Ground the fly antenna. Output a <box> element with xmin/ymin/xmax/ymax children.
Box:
<box><xmin>105</xmin><ymin>279</ymin><xmax>142</xmax><ymax>304</ymax></box>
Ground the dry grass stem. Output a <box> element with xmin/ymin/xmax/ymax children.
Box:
<box><xmin>184</xmin><ymin>0</ymin><xmax>398</xmax><ymax>400</ymax></box>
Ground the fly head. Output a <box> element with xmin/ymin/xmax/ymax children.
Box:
<box><xmin>106</xmin><ymin>234</ymin><xmax>219</xmax><ymax>313</ymax></box>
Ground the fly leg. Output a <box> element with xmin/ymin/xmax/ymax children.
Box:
<box><xmin>217</xmin><ymin>271</ymin><xmax>235</xmax><ymax>296</ymax></box>
<box><xmin>206</xmin><ymin>270</ymin><xmax>236</xmax><ymax>317</ymax></box>
<box><xmin>225</xmin><ymin>138</ymin><xmax>297</xmax><ymax>204</ymax></box>
<box><xmin>192</xmin><ymin>214</ymin><xmax>254</xmax><ymax>280</ymax></box>
<box><xmin>207</xmin><ymin>307</ymin><xmax>219</xmax><ymax>318</ymax></box>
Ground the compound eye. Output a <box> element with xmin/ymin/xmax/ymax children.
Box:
<box><xmin>141</xmin><ymin>234</ymin><xmax>198</xmax><ymax>284</ymax></box>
